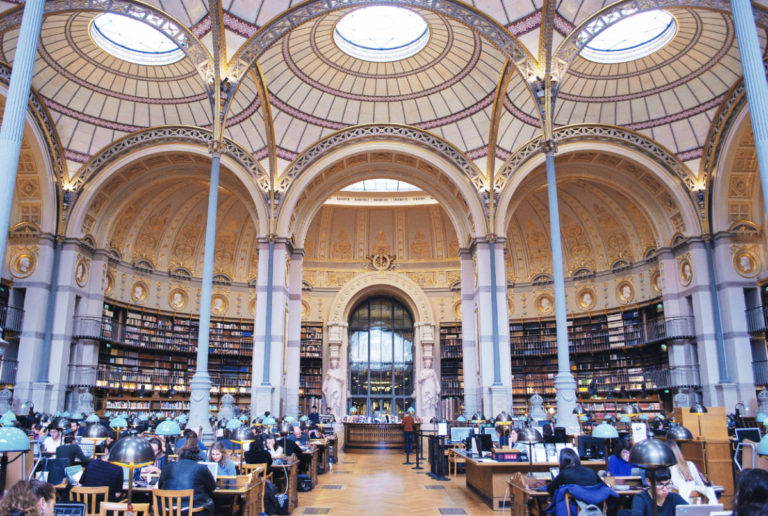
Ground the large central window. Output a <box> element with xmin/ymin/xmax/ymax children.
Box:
<box><xmin>334</xmin><ymin>6</ymin><xmax>429</xmax><ymax>62</ymax></box>
<box><xmin>348</xmin><ymin>297</ymin><xmax>414</xmax><ymax>416</ymax></box>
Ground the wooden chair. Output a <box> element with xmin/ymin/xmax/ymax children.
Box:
<box><xmin>564</xmin><ymin>492</ymin><xmax>607</xmax><ymax>516</ymax></box>
<box><xmin>99</xmin><ymin>502</ymin><xmax>150</xmax><ymax>516</ymax></box>
<box><xmin>70</xmin><ymin>486</ymin><xmax>110</xmax><ymax>516</ymax></box>
<box><xmin>242</xmin><ymin>462</ymin><xmax>272</xmax><ymax>482</ymax></box>
<box><xmin>242</xmin><ymin>477</ymin><xmax>265</xmax><ymax>516</ymax></box>
<box><xmin>152</xmin><ymin>489</ymin><xmax>205</xmax><ymax>515</ymax></box>
<box><xmin>447</xmin><ymin>448</ymin><xmax>465</xmax><ymax>476</ymax></box>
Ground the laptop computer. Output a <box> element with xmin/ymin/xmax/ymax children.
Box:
<box><xmin>675</xmin><ymin>504</ymin><xmax>724</xmax><ymax>516</ymax></box>
<box><xmin>735</xmin><ymin>427</ymin><xmax>761</xmax><ymax>443</ymax></box>
<box><xmin>200</xmin><ymin>461</ymin><xmax>219</xmax><ymax>481</ymax></box>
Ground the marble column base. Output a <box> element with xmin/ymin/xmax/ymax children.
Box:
<box><xmin>555</xmin><ymin>372</ymin><xmax>579</xmax><ymax>435</ymax></box>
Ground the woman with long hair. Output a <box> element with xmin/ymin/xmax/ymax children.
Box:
<box><xmin>666</xmin><ymin>439</ymin><xmax>717</xmax><ymax>503</ymax></box>
<box><xmin>733</xmin><ymin>468</ymin><xmax>768</xmax><ymax>516</ymax></box>
<box><xmin>0</xmin><ymin>480</ymin><xmax>56</xmax><ymax>516</ymax></box>
<box><xmin>547</xmin><ymin>447</ymin><xmax>603</xmax><ymax>495</ymax></box>
<box><xmin>208</xmin><ymin>441</ymin><xmax>237</xmax><ymax>476</ymax></box>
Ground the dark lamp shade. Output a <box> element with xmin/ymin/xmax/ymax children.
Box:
<box><xmin>50</xmin><ymin>417</ymin><xmax>69</xmax><ymax>430</ymax></box>
<box><xmin>84</xmin><ymin>423</ymin><xmax>110</xmax><ymax>442</ymax></box>
<box><xmin>496</xmin><ymin>411</ymin><xmax>512</xmax><ymax>423</ymax></box>
<box><xmin>0</xmin><ymin>426</ymin><xmax>31</xmax><ymax>452</ymax></box>
<box><xmin>518</xmin><ymin>427</ymin><xmax>542</xmax><ymax>444</ymax></box>
<box><xmin>620</xmin><ymin>404</ymin><xmax>636</xmax><ymax>415</ymax></box>
<box><xmin>690</xmin><ymin>403</ymin><xmax>708</xmax><ymax>415</ymax></box>
<box><xmin>108</xmin><ymin>437</ymin><xmax>155</xmax><ymax>468</ymax></box>
<box><xmin>666</xmin><ymin>425</ymin><xmax>693</xmax><ymax>442</ymax></box>
<box><xmin>231</xmin><ymin>426</ymin><xmax>256</xmax><ymax>443</ymax></box>
<box><xmin>629</xmin><ymin>438</ymin><xmax>675</xmax><ymax>467</ymax></box>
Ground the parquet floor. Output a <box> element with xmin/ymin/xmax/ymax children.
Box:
<box><xmin>296</xmin><ymin>445</ymin><xmax>499</xmax><ymax>515</ymax></box>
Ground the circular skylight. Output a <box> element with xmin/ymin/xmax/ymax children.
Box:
<box><xmin>579</xmin><ymin>9</ymin><xmax>676</xmax><ymax>64</ymax></box>
<box><xmin>334</xmin><ymin>6</ymin><xmax>429</xmax><ymax>62</ymax></box>
<box><xmin>91</xmin><ymin>13</ymin><xmax>184</xmax><ymax>66</ymax></box>
<box><xmin>343</xmin><ymin>180</ymin><xmax>421</xmax><ymax>192</ymax></box>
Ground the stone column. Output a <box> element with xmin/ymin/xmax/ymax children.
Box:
<box><xmin>324</xmin><ymin>321</ymin><xmax>347</xmax><ymax>421</ymax></box>
<box><xmin>251</xmin><ymin>237</ymin><xmax>290</xmax><ymax>417</ymax></box>
<box><xmin>458</xmin><ymin>248</ymin><xmax>481</xmax><ymax>418</ymax></box>
<box><xmin>0</xmin><ymin>0</ymin><xmax>45</xmax><ymax>268</ymax></box>
<box><xmin>284</xmin><ymin>248</ymin><xmax>304</xmax><ymax>418</ymax></box>
<box><xmin>413</xmin><ymin>322</ymin><xmax>436</xmax><ymax>419</ymax></box>
<box><xmin>188</xmin><ymin>151</ymin><xmax>222</xmax><ymax>437</ymax></box>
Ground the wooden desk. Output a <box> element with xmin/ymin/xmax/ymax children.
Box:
<box><xmin>306</xmin><ymin>446</ymin><xmax>319</xmax><ymax>488</ymax></box>
<box><xmin>456</xmin><ymin>450</ymin><xmax>604</xmax><ymax>511</ymax></box>
<box><xmin>271</xmin><ymin>458</ymin><xmax>298</xmax><ymax>512</ymax></box>
<box><xmin>310</xmin><ymin>439</ymin><xmax>330</xmax><ymax>474</ymax></box>
<box><xmin>344</xmin><ymin>423</ymin><xmax>419</xmax><ymax>450</ymax></box>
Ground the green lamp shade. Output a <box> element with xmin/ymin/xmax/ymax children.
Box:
<box><xmin>300</xmin><ymin>415</ymin><xmax>309</xmax><ymax>422</ymax></box>
<box><xmin>226</xmin><ymin>418</ymin><xmax>243</xmax><ymax>430</ymax></box>
<box><xmin>620</xmin><ymin>416</ymin><xmax>630</xmax><ymax>423</ymax></box>
<box><xmin>579</xmin><ymin>414</ymin><xmax>588</xmax><ymax>422</ymax></box>
<box><xmin>110</xmin><ymin>417</ymin><xmax>128</xmax><ymax>429</ymax></box>
<box><xmin>456</xmin><ymin>415</ymin><xmax>467</xmax><ymax>422</ymax></box>
<box><xmin>592</xmin><ymin>422</ymin><xmax>619</xmax><ymax>439</ymax></box>
<box><xmin>108</xmin><ymin>436</ymin><xmax>155</xmax><ymax>468</ymax></box>
<box><xmin>53</xmin><ymin>411</ymin><xmax>62</xmax><ymax>417</ymax></box>
<box><xmin>51</xmin><ymin>417</ymin><xmax>69</xmax><ymax>430</ymax></box>
<box><xmin>263</xmin><ymin>416</ymin><xmax>276</xmax><ymax>425</ymax></box>
<box><xmin>85</xmin><ymin>414</ymin><xmax>100</xmax><ymax>423</ymax></box>
<box><xmin>284</xmin><ymin>416</ymin><xmax>295</xmax><ymax>423</ymax></box>
<box><xmin>176</xmin><ymin>414</ymin><xmax>188</xmax><ymax>424</ymax></box>
<box><xmin>155</xmin><ymin>419</ymin><xmax>182</xmax><ymax>436</ymax></box>
<box><xmin>1</xmin><ymin>410</ymin><xmax>18</xmax><ymax>426</ymax></box>
<box><xmin>758</xmin><ymin>434</ymin><xmax>768</xmax><ymax>456</ymax></box>
<box><xmin>757</xmin><ymin>413</ymin><xmax>767</xmax><ymax>423</ymax></box>
<box><xmin>407</xmin><ymin>407</ymin><xmax>415</xmax><ymax>414</ymax></box>
<box><xmin>139</xmin><ymin>414</ymin><xmax>149</xmax><ymax>421</ymax></box>
<box><xmin>0</xmin><ymin>426</ymin><xmax>30</xmax><ymax>452</ymax></box>
<box><xmin>239</xmin><ymin>415</ymin><xmax>249</xmax><ymax>422</ymax></box>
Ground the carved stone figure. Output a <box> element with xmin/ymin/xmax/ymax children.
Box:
<box><xmin>0</xmin><ymin>388</ymin><xmax>12</xmax><ymax>414</ymax></box>
<box><xmin>529</xmin><ymin>392</ymin><xmax>547</xmax><ymax>422</ymax></box>
<box><xmin>415</xmin><ymin>357</ymin><xmax>440</xmax><ymax>421</ymax></box>
<box><xmin>218</xmin><ymin>393</ymin><xmax>235</xmax><ymax>421</ymax></box>
<box><xmin>77</xmin><ymin>389</ymin><xmax>95</xmax><ymax>416</ymax></box>
<box><xmin>322</xmin><ymin>357</ymin><xmax>345</xmax><ymax>420</ymax></box>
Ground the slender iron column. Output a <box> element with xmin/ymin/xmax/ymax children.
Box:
<box><xmin>0</xmin><ymin>0</ymin><xmax>45</xmax><ymax>271</ymax></box>
<box><xmin>187</xmin><ymin>151</ymin><xmax>221</xmax><ymax>434</ymax></box>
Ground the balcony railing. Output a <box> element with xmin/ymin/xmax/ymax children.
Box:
<box><xmin>96</xmin><ymin>366</ymin><xmax>252</xmax><ymax>392</ymax></box>
<box><xmin>0</xmin><ymin>357</ymin><xmax>17</xmax><ymax>385</ymax></box>
<box><xmin>0</xmin><ymin>304</ymin><xmax>24</xmax><ymax>333</ymax></box>
<box><xmin>753</xmin><ymin>360</ymin><xmax>768</xmax><ymax>386</ymax></box>
<box><xmin>645</xmin><ymin>316</ymin><xmax>696</xmax><ymax>343</ymax></box>
<box><xmin>643</xmin><ymin>365</ymin><xmax>701</xmax><ymax>389</ymax></box>
<box><xmin>746</xmin><ymin>306</ymin><xmax>768</xmax><ymax>334</ymax></box>
<box><xmin>68</xmin><ymin>364</ymin><xmax>98</xmax><ymax>388</ymax></box>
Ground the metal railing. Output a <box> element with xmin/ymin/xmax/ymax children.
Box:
<box><xmin>96</xmin><ymin>366</ymin><xmax>252</xmax><ymax>391</ymax></box>
<box><xmin>746</xmin><ymin>306</ymin><xmax>768</xmax><ymax>334</ymax></box>
<box><xmin>753</xmin><ymin>360</ymin><xmax>768</xmax><ymax>386</ymax></box>
<box><xmin>0</xmin><ymin>303</ymin><xmax>24</xmax><ymax>332</ymax></box>
<box><xmin>645</xmin><ymin>316</ymin><xmax>696</xmax><ymax>342</ymax></box>
<box><xmin>643</xmin><ymin>365</ymin><xmax>701</xmax><ymax>389</ymax></box>
<box><xmin>0</xmin><ymin>358</ymin><xmax>17</xmax><ymax>385</ymax></box>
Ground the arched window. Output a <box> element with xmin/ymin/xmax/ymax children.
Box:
<box><xmin>348</xmin><ymin>297</ymin><xmax>414</xmax><ymax>416</ymax></box>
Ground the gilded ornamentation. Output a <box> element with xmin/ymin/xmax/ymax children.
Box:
<box><xmin>453</xmin><ymin>301</ymin><xmax>462</xmax><ymax>319</ymax></box>
<box><xmin>578</xmin><ymin>288</ymin><xmax>596</xmax><ymax>310</ymax></box>
<box><xmin>410</xmin><ymin>231</ymin><xmax>430</xmax><ymax>259</ymax></box>
<box><xmin>371</xmin><ymin>231</ymin><xmax>391</xmax><ymax>256</ymax></box>
<box><xmin>301</xmin><ymin>300</ymin><xmax>310</xmax><ymax>319</ymax></box>
<box><xmin>651</xmin><ymin>270</ymin><xmax>662</xmax><ymax>294</ymax></box>
<box><xmin>104</xmin><ymin>271</ymin><xmax>114</xmax><ymax>296</ymax></box>
<box><xmin>74</xmin><ymin>256</ymin><xmax>89</xmax><ymax>287</ymax></box>
<box><xmin>536</xmin><ymin>294</ymin><xmax>554</xmax><ymax>315</ymax></box>
<box><xmin>617</xmin><ymin>281</ymin><xmax>634</xmax><ymax>304</ymax></box>
<box><xmin>11</xmin><ymin>251</ymin><xmax>36</xmax><ymax>278</ymax></box>
<box><xmin>211</xmin><ymin>294</ymin><xmax>228</xmax><ymax>315</ymax></box>
<box><xmin>249</xmin><ymin>298</ymin><xmax>256</xmax><ymax>316</ymax></box>
<box><xmin>678</xmin><ymin>255</ymin><xmax>693</xmax><ymax>286</ymax></box>
<box><xmin>332</xmin><ymin>230</ymin><xmax>352</xmax><ymax>259</ymax></box>
<box><xmin>732</xmin><ymin>246</ymin><xmax>760</xmax><ymax>278</ymax></box>
<box><xmin>169</xmin><ymin>288</ymin><xmax>188</xmax><ymax>311</ymax></box>
<box><xmin>368</xmin><ymin>253</ymin><xmax>395</xmax><ymax>271</ymax></box>
<box><xmin>131</xmin><ymin>281</ymin><xmax>148</xmax><ymax>303</ymax></box>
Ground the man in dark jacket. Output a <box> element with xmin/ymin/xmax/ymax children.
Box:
<box><xmin>159</xmin><ymin>447</ymin><xmax>216</xmax><ymax>514</ymax></box>
<box><xmin>79</xmin><ymin>447</ymin><xmax>123</xmax><ymax>502</ymax></box>
<box><xmin>55</xmin><ymin>435</ymin><xmax>90</xmax><ymax>466</ymax></box>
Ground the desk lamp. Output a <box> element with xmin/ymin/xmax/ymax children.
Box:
<box><xmin>85</xmin><ymin>413</ymin><xmax>100</xmax><ymax>424</ymax></box>
<box><xmin>226</xmin><ymin>418</ymin><xmax>242</xmax><ymax>431</ymax></box>
<box><xmin>0</xmin><ymin>410</ymin><xmax>17</xmax><ymax>426</ymax></box>
<box><xmin>690</xmin><ymin>402</ymin><xmax>708</xmax><ymax>439</ymax></box>
<box><xmin>592</xmin><ymin>421</ymin><xmax>619</xmax><ymax>470</ymax></box>
<box><xmin>757</xmin><ymin>412</ymin><xmax>767</xmax><ymax>425</ymax></box>
<box><xmin>665</xmin><ymin>424</ymin><xmax>693</xmax><ymax>442</ymax></box>
<box><xmin>518</xmin><ymin>426</ymin><xmax>542</xmax><ymax>477</ymax></box>
<box><xmin>456</xmin><ymin>415</ymin><xmax>467</xmax><ymax>423</ymax></box>
<box><xmin>573</xmin><ymin>404</ymin><xmax>585</xmax><ymax>434</ymax></box>
<box><xmin>231</xmin><ymin>426</ymin><xmax>256</xmax><ymax>469</ymax></box>
<box><xmin>629</xmin><ymin>438</ymin><xmax>675</xmax><ymax>516</ymax></box>
<box><xmin>51</xmin><ymin>417</ymin><xmax>69</xmax><ymax>431</ymax></box>
<box><xmin>757</xmin><ymin>433</ymin><xmax>768</xmax><ymax>456</ymax></box>
<box><xmin>110</xmin><ymin>416</ymin><xmax>128</xmax><ymax>440</ymax></box>
<box><xmin>0</xmin><ymin>426</ymin><xmax>30</xmax><ymax>491</ymax></box>
<box><xmin>155</xmin><ymin>419</ymin><xmax>182</xmax><ymax>454</ymax></box>
<box><xmin>496</xmin><ymin>411</ymin><xmax>513</xmax><ymax>425</ymax></box>
<box><xmin>108</xmin><ymin>437</ymin><xmax>154</xmax><ymax>513</ymax></box>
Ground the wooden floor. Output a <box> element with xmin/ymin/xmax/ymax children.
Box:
<box><xmin>297</xmin><ymin>446</ymin><xmax>499</xmax><ymax>515</ymax></box>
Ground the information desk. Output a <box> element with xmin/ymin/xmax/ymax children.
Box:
<box><xmin>455</xmin><ymin>450</ymin><xmax>603</xmax><ymax>511</ymax></box>
<box><xmin>343</xmin><ymin>423</ymin><xmax>420</xmax><ymax>450</ymax></box>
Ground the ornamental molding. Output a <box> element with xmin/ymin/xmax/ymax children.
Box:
<box><xmin>71</xmin><ymin>126</ymin><xmax>270</xmax><ymax>197</ymax></box>
<box><xmin>701</xmin><ymin>79</ymin><xmax>746</xmax><ymax>183</ymax></box>
<box><xmin>496</xmin><ymin>124</ymin><xmax>696</xmax><ymax>192</ymax></box>
<box><xmin>328</xmin><ymin>271</ymin><xmax>435</xmax><ymax>325</ymax></box>
<box><xmin>0</xmin><ymin>0</ymin><xmax>215</xmax><ymax>87</ymax></box>
<box><xmin>281</xmin><ymin>123</ymin><xmax>486</xmax><ymax>201</ymax></box>
<box><xmin>0</xmin><ymin>62</ymin><xmax>67</xmax><ymax>181</ymax></box>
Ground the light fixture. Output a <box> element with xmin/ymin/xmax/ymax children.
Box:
<box><xmin>0</xmin><ymin>411</ymin><xmax>17</xmax><ymax>427</ymax></box>
<box><xmin>83</xmin><ymin>423</ymin><xmax>110</xmax><ymax>445</ymax></box>
<box><xmin>496</xmin><ymin>411</ymin><xmax>513</xmax><ymax>424</ymax></box>
<box><xmin>225</xmin><ymin>418</ymin><xmax>242</xmax><ymax>431</ymax></box>
<box><xmin>108</xmin><ymin>437</ymin><xmax>155</xmax><ymax>510</ymax></box>
<box><xmin>690</xmin><ymin>402</ymin><xmax>708</xmax><ymax>438</ymax></box>
<box><xmin>231</xmin><ymin>426</ymin><xmax>256</xmax><ymax>469</ymax></box>
<box><xmin>757</xmin><ymin>434</ymin><xmax>768</xmax><ymax>456</ymax></box>
<box><xmin>665</xmin><ymin>424</ymin><xmax>693</xmax><ymax>442</ymax></box>
<box><xmin>0</xmin><ymin>426</ymin><xmax>30</xmax><ymax>492</ymax></box>
<box><xmin>518</xmin><ymin>427</ymin><xmax>542</xmax><ymax>477</ymax></box>
<box><xmin>456</xmin><ymin>415</ymin><xmax>467</xmax><ymax>422</ymax></box>
<box><xmin>592</xmin><ymin>421</ymin><xmax>619</xmax><ymax>469</ymax></box>
<box><xmin>110</xmin><ymin>416</ymin><xmax>128</xmax><ymax>440</ymax></box>
<box><xmin>629</xmin><ymin>438</ymin><xmax>676</xmax><ymax>516</ymax></box>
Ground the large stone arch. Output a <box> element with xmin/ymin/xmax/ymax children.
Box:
<box><xmin>276</xmin><ymin>126</ymin><xmax>488</xmax><ymax>246</ymax></box>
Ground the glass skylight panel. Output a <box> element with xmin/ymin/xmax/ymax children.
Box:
<box><xmin>334</xmin><ymin>6</ymin><xmax>429</xmax><ymax>62</ymax></box>
<box><xmin>343</xmin><ymin>180</ymin><xmax>421</xmax><ymax>192</ymax></box>
<box><xmin>91</xmin><ymin>13</ymin><xmax>184</xmax><ymax>66</ymax></box>
<box><xmin>579</xmin><ymin>9</ymin><xmax>676</xmax><ymax>64</ymax></box>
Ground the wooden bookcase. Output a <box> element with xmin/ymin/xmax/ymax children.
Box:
<box><xmin>439</xmin><ymin>322</ymin><xmax>463</xmax><ymax>420</ymax></box>
<box><xmin>91</xmin><ymin>302</ymin><xmax>253</xmax><ymax>415</ymax></box>
<box><xmin>299</xmin><ymin>323</ymin><xmax>324</xmax><ymax>416</ymax></box>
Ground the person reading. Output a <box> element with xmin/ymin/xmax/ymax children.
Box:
<box><xmin>630</xmin><ymin>467</ymin><xmax>687</xmax><ymax>516</ymax></box>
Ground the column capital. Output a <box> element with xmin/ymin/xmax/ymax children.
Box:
<box><xmin>326</xmin><ymin>321</ymin><xmax>348</xmax><ymax>344</ymax></box>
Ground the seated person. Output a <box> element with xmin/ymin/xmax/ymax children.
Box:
<box><xmin>216</xmin><ymin>429</ymin><xmax>234</xmax><ymax>450</ymax></box>
<box><xmin>266</xmin><ymin>434</ymin><xmax>283</xmax><ymax>459</ymax></box>
<box><xmin>548</xmin><ymin>448</ymin><xmax>603</xmax><ymax>495</ymax></box>
<box><xmin>159</xmin><ymin>447</ymin><xmax>216</xmax><ymax>515</ymax></box>
<box><xmin>176</xmin><ymin>428</ymin><xmax>208</xmax><ymax>452</ymax></box>
<box><xmin>495</xmin><ymin>426</ymin><xmax>509</xmax><ymax>447</ymax></box>
<box><xmin>40</xmin><ymin>426</ymin><xmax>62</xmax><ymax>455</ymax></box>
<box><xmin>245</xmin><ymin>434</ymin><xmax>273</xmax><ymax>468</ymax></box>
<box><xmin>667</xmin><ymin>440</ymin><xmax>717</xmax><ymax>503</ymax></box>
<box><xmin>79</xmin><ymin>444</ymin><xmax>124</xmax><ymax>502</ymax></box>
<box><xmin>178</xmin><ymin>436</ymin><xmax>207</xmax><ymax>461</ymax></box>
<box><xmin>141</xmin><ymin>437</ymin><xmax>166</xmax><ymax>477</ymax></box>
<box><xmin>0</xmin><ymin>479</ymin><xmax>56</xmax><ymax>516</ymax></box>
<box><xmin>608</xmin><ymin>440</ymin><xmax>634</xmax><ymax>477</ymax></box>
<box><xmin>733</xmin><ymin>468</ymin><xmax>768</xmax><ymax>516</ymax></box>
<box><xmin>68</xmin><ymin>421</ymin><xmax>84</xmax><ymax>437</ymax></box>
<box><xmin>55</xmin><ymin>435</ymin><xmax>89</xmax><ymax>466</ymax></box>
<box><xmin>288</xmin><ymin>425</ymin><xmax>309</xmax><ymax>446</ymax></box>
<box><xmin>208</xmin><ymin>442</ymin><xmax>237</xmax><ymax>476</ymax></box>
<box><xmin>631</xmin><ymin>467</ymin><xmax>687</xmax><ymax>516</ymax></box>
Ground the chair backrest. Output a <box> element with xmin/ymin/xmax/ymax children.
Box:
<box><xmin>152</xmin><ymin>489</ymin><xmax>196</xmax><ymax>516</ymax></box>
<box><xmin>70</xmin><ymin>486</ymin><xmax>110</xmax><ymax>516</ymax></box>
<box><xmin>99</xmin><ymin>502</ymin><xmax>150</xmax><ymax>516</ymax></box>
<box><xmin>241</xmin><ymin>462</ymin><xmax>263</xmax><ymax>475</ymax></box>
<box><xmin>564</xmin><ymin>492</ymin><xmax>607</xmax><ymax>516</ymax></box>
<box><xmin>243</xmin><ymin>478</ymin><xmax>265</xmax><ymax>516</ymax></box>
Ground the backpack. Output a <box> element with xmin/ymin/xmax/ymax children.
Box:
<box><xmin>575</xmin><ymin>499</ymin><xmax>604</xmax><ymax>516</ymax></box>
<box><xmin>263</xmin><ymin>479</ymin><xmax>290</xmax><ymax>515</ymax></box>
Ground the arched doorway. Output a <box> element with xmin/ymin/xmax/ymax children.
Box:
<box><xmin>348</xmin><ymin>296</ymin><xmax>414</xmax><ymax>416</ymax></box>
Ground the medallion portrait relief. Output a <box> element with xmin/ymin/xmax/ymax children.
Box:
<box><xmin>733</xmin><ymin>251</ymin><xmax>759</xmax><ymax>278</ymax></box>
<box><xmin>578</xmin><ymin>289</ymin><xmax>595</xmax><ymax>310</ymax></box>
<box><xmin>169</xmin><ymin>289</ymin><xmax>188</xmax><ymax>311</ymax></box>
<box><xmin>131</xmin><ymin>281</ymin><xmax>148</xmax><ymax>303</ymax></box>
<box><xmin>12</xmin><ymin>252</ymin><xmax>35</xmax><ymax>278</ymax></box>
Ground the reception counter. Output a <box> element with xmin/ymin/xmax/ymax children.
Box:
<box><xmin>343</xmin><ymin>422</ymin><xmax>420</xmax><ymax>450</ymax></box>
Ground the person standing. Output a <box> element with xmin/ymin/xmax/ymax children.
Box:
<box><xmin>402</xmin><ymin>409</ymin><xmax>415</xmax><ymax>455</ymax></box>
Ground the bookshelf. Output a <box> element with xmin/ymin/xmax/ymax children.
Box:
<box><xmin>510</xmin><ymin>302</ymin><xmax>672</xmax><ymax>415</ymax></box>
<box><xmin>439</xmin><ymin>323</ymin><xmax>463</xmax><ymax>420</ymax></box>
<box><xmin>299</xmin><ymin>323</ymin><xmax>323</xmax><ymax>416</ymax></box>
<box><xmin>88</xmin><ymin>302</ymin><xmax>254</xmax><ymax>415</ymax></box>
